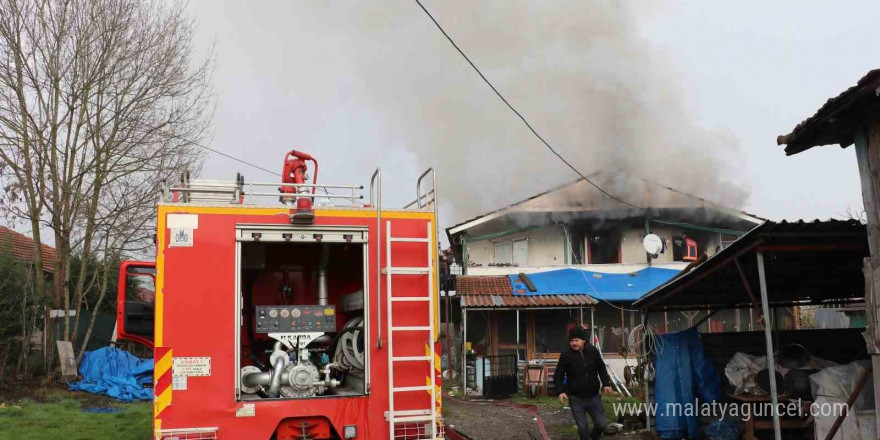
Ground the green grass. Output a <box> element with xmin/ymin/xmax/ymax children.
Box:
<box><xmin>0</xmin><ymin>390</ymin><xmax>152</xmax><ymax>440</ymax></box>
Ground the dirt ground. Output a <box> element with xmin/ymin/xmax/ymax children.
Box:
<box><xmin>0</xmin><ymin>381</ymin><xmax>116</xmax><ymax>408</ymax></box>
<box><xmin>444</xmin><ymin>397</ymin><xmax>653</xmax><ymax>440</ymax></box>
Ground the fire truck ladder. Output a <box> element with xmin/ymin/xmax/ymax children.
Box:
<box><xmin>383</xmin><ymin>220</ymin><xmax>439</xmax><ymax>440</ymax></box>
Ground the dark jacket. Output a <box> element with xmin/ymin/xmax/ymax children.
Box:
<box><xmin>553</xmin><ymin>345</ymin><xmax>611</xmax><ymax>398</ymax></box>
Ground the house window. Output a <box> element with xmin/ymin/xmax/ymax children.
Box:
<box><xmin>513</xmin><ymin>239</ymin><xmax>528</xmax><ymax>265</ymax></box>
<box><xmin>495</xmin><ymin>242</ymin><xmax>512</xmax><ymax>264</ymax></box>
<box><xmin>720</xmin><ymin>233</ymin><xmax>739</xmax><ymax>250</ymax></box>
<box><xmin>495</xmin><ymin>240</ymin><xmax>528</xmax><ymax>265</ymax></box>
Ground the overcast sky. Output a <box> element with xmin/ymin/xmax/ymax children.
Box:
<box><xmin>186</xmin><ymin>1</ymin><xmax>874</xmax><ymax>233</ymax></box>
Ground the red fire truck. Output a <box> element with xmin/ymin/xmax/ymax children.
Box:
<box><xmin>115</xmin><ymin>151</ymin><xmax>443</xmax><ymax>440</ymax></box>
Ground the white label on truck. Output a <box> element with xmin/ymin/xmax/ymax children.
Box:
<box><xmin>169</xmin><ymin>228</ymin><xmax>194</xmax><ymax>247</ymax></box>
<box><xmin>172</xmin><ymin>357</ymin><xmax>211</xmax><ymax>376</ymax></box>
<box><xmin>167</xmin><ymin>214</ymin><xmax>199</xmax><ymax>229</ymax></box>
<box><xmin>235</xmin><ymin>403</ymin><xmax>255</xmax><ymax>417</ymax></box>
<box><xmin>172</xmin><ymin>374</ymin><xmax>188</xmax><ymax>390</ymax></box>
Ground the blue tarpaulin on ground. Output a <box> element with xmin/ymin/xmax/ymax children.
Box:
<box><xmin>653</xmin><ymin>328</ymin><xmax>721</xmax><ymax>439</ymax></box>
<box><xmin>508</xmin><ymin>267</ymin><xmax>680</xmax><ymax>301</ymax></box>
<box><xmin>69</xmin><ymin>346</ymin><xmax>153</xmax><ymax>402</ymax></box>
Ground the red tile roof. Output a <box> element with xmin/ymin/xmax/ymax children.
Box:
<box><xmin>456</xmin><ymin>275</ymin><xmax>596</xmax><ymax>308</ymax></box>
<box><xmin>456</xmin><ymin>276</ymin><xmax>512</xmax><ymax>295</ymax></box>
<box><xmin>0</xmin><ymin>227</ymin><xmax>57</xmax><ymax>273</ymax></box>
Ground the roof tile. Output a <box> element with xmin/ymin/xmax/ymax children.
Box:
<box><xmin>0</xmin><ymin>227</ymin><xmax>57</xmax><ymax>273</ymax></box>
<box><xmin>457</xmin><ymin>275</ymin><xmax>596</xmax><ymax>308</ymax></box>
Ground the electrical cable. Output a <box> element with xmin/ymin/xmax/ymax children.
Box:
<box><xmin>413</xmin><ymin>0</ymin><xmax>642</xmax><ymax>210</ymax></box>
<box><xmin>160</xmin><ymin>130</ymin><xmax>281</xmax><ymax>177</ymax></box>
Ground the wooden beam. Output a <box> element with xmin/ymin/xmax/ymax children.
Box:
<box><xmin>856</xmin><ymin>122</ymin><xmax>880</xmax><ymax>436</ymax></box>
<box><xmin>648</xmin><ymin>298</ymin><xmax>865</xmax><ymax>312</ymax></box>
<box><xmin>757</xmin><ymin>244</ymin><xmax>865</xmax><ymax>252</ymax></box>
<box><xmin>734</xmin><ymin>256</ymin><xmax>762</xmax><ymax>315</ymax></box>
<box><xmin>823</xmin><ymin>367</ymin><xmax>873</xmax><ymax>440</ymax></box>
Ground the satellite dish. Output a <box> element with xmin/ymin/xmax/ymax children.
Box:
<box><xmin>643</xmin><ymin>234</ymin><xmax>663</xmax><ymax>256</ymax></box>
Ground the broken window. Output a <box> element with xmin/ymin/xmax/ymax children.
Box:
<box><xmin>496</xmin><ymin>311</ymin><xmax>526</xmax><ymax>345</ymax></box>
<box><xmin>587</xmin><ymin>232</ymin><xmax>621</xmax><ymax>264</ymax></box>
<box><xmin>533</xmin><ymin>310</ymin><xmax>572</xmax><ymax>355</ymax></box>
<box><xmin>466</xmin><ymin>312</ymin><xmax>489</xmax><ymax>356</ymax></box>
<box><xmin>592</xmin><ymin>305</ymin><xmax>625</xmax><ymax>354</ymax></box>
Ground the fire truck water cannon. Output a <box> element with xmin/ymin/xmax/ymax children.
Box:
<box><xmin>281</xmin><ymin>150</ymin><xmax>318</xmax><ymax>224</ymax></box>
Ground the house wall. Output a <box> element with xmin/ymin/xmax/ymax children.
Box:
<box><xmin>466</xmin><ymin>225</ymin><xmax>565</xmax><ymax>266</ymax></box>
<box><xmin>619</xmin><ymin>225</ymin><xmax>728</xmax><ymax>264</ymax></box>
<box><xmin>466</xmin><ymin>221</ymin><xmax>736</xmax><ymax>269</ymax></box>
<box><xmin>705</xmin><ymin>233</ymin><xmax>722</xmax><ymax>256</ymax></box>
<box><xmin>620</xmin><ymin>225</ymin><xmax>680</xmax><ymax>264</ymax></box>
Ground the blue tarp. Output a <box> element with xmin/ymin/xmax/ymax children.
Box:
<box><xmin>69</xmin><ymin>346</ymin><xmax>153</xmax><ymax>402</ymax></box>
<box><xmin>509</xmin><ymin>267</ymin><xmax>679</xmax><ymax>301</ymax></box>
<box><xmin>653</xmin><ymin>328</ymin><xmax>721</xmax><ymax>439</ymax></box>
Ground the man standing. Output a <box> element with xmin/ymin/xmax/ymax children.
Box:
<box><xmin>554</xmin><ymin>327</ymin><xmax>612</xmax><ymax>440</ymax></box>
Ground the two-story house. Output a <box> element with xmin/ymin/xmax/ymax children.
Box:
<box><xmin>444</xmin><ymin>175</ymin><xmax>763</xmax><ymax>394</ymax></box>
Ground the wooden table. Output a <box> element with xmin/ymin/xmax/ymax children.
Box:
<box><xmin>728</xmin><ymin>394</ymin><xmax>812</xmax><ymax>440</ymax></box>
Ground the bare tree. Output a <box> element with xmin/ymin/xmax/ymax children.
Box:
<box><xmin>0</xmin><ymin>0</ymin><xmax>212</xmax><ymax>367</ymax></box>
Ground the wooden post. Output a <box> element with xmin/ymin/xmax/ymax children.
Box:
<box><xmin>862</xmin><ymin>261</ymin><xmax>880</xmax><ymax>438</ymax></box>
<box><xmin>462</xmin><ymin>308</ymin><xmax>468</xmax><ymax>390</ymax></box>
<box><xmin>590</xmin><ymin>307</ymin><xmax>595</xmax><ymax>346</ymax></box>
<box><xmin>641</xmin><ymin>312</ymin><xmax>651</xmax><ymax>431</ymax></box>
<box><xmin>734</xmin><ymin>257</ymin><xmax>762</xmax><ymax>331</ymax></box>
<box><xmin>516</xmin><ymin>309</ymin><xmax>520</xmax><ymax>363</ymax></box>
<box><xmin>855</xmin><ymin>124</ymin><xmax>880</xmax><ymax>436</ymax></box>
<box><xmin>757</xmin><ymin>251</ymin><xmax>782</xmax><ymax>440</ymax></box>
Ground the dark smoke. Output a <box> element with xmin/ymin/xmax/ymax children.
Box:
<box><xmin>310</xmin><ymin>1</ymin><xmax>750</xmax><ymax>222</ymax></box>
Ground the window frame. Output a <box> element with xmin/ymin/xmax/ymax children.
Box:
<box><xmin>494</xmin><ymin>238</ymin><xmax>529</xmax><ymax>265</ymax></box>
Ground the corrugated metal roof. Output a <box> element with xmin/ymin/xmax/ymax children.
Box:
<box><xmin>635</xmin><ymin>219</ymin><xmax>869</xmax><ymax>311</ymax></box>
<box><xmin>457</xmin><ymin>275</ymin><xmax>596</xmax><ymax>308</ymax></box>
<box><xmin>777</xmin><ymin>69</ymin><xmax>880</xmax><ymax>155</ymax></box>
<box><xmin>461</xmin><ymin>292</ymin><xmax>596</xmax><ymax>308</ymax></box>
<box><xmin>0</xmin><ymin>227</ymin><xmax>56</xmax><ymax>273</ymax></box>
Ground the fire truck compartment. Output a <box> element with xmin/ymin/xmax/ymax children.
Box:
<box><xmin>236</xmin><ymin>226</ymin><xmax>368</xmax><ymax>401</ymax></box>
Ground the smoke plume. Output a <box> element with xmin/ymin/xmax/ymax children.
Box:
<box><xmin>303</xmin><ymin>2</ymin><xmax>749</xmax><ymax>223</ymax></box>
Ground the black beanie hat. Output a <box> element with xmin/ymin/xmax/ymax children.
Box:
<box><xmin>569</xmin><ymin>326</ymin><xmax>587</xmax><ymax>341</ymax></box>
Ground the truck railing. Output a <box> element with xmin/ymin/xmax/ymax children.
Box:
<box><xmin>368</xmin><ymin>168</ymin><xmax>381</xmax><ymax>397</ymax></box>
<box><xmin>161</xmin><ymin>170</ymin><xmax>435</xmax><ymax>211</ymax></box>
<box><xmin>245</xmin><ymin>181</ymin><xmax>364</xmax><ymax>206</ymax></box>
<box><xmin>402</xmin><ymin>168</ymin><xmax>437</xmax><ymax>209</ymax></box>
